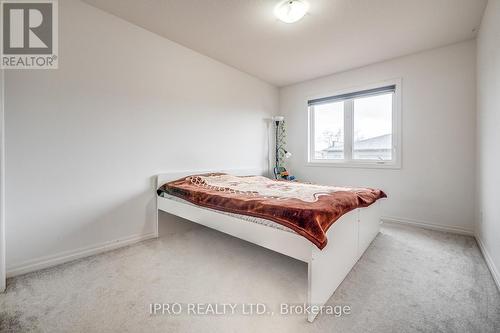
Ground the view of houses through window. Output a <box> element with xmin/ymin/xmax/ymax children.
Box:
<box><xmin>353</xmin><ymin>93</ymin><xmax>392</xmax><ymax>160</ymax></box>
<box><xmin>313</xmin><ymin>101</ymin><xmax>345</xmax><ymax>159</ymax></box>
<box><xmin>310</xmin><ymin>88</ymin><xmax>394</xmax><ymax>163</ymax></box>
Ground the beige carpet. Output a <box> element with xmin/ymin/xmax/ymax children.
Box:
<box><xmin>1</xmin><ymin>213</ymin><xmax>499</xmax><ymax>333</ymax></box>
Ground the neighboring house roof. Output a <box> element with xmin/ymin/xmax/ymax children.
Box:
<box><xmin>323</xmin><ymin>134</ymin><xmax>391</xmax><ymax>152</ymax></box>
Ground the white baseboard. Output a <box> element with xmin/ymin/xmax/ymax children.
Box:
<box><xmin>6</xmin><ymin>231</ymin><xmax>158</xmax><ymax>278</ymax></box>
<box><xmin>381</xmin><ymin>216</ymin><xmax>475</xmax><ymax>236</ymax></box>
<box><xmin>475</xmin><ymin>235</ymin><xmax>500</xmax><ymax>291</ymax></box>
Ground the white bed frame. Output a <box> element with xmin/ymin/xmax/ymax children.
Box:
<box><xmin>156</xmin><ymin>169</ymin><xmax>381</xmax><ymax>322</ymax></box>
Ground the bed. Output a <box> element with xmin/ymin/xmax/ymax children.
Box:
<box><xmin>156</xmin><ymin>169</ymin><xmax>385</xmax><ymax>322</ymax></box>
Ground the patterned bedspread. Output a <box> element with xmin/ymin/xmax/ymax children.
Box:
<box><xmin>158</xmin><ymin>173</ymin><xmax>386</xmax><ymax>249</ymax></box>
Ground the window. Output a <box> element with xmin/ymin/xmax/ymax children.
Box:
<box><xmin>308</xmin><ymin>81</ymin><xmax>401</xmax><ymax>168</ymax></box>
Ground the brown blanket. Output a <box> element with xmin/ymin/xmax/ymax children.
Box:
<box><xmin>158</xmin><ymin>173</ymin><xmax>386</xmax><ymax>249</ymax></box>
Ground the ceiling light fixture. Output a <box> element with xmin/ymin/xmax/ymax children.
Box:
<box><xmin>274</xmin><ymin>0</ymin><xmax>309</xmax><ymax>24</ymax></box>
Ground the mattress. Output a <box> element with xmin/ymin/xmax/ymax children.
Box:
<box><xmin>159</xmin><ymin>192</ymin><xmax>296</xmax><ymax>234</ymax></box>
<box><xmin>159</xmin><ymin>173</ymin><xmax>386</xmax><ymax>249</ymax></box>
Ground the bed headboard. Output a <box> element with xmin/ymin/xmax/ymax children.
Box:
<box><xmin>156</xmin><ymin>168</ymin><xmax>266</xmax><ymax>189</ymax></box>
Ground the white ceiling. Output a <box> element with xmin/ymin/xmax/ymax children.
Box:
<box><xmin>83</xmin><ymin>0</ymin><xmax>487</xmax><ymax>87</ymax></box>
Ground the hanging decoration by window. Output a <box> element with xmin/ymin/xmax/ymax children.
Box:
<box><xmin>272</xmin><ymin>116</ymin><xmax>295</xmax><ymax>180</ymax></box>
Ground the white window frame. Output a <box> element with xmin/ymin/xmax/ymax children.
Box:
<box><xmin>307</xmin><ymin>79</ymin><xmax>402</xmax><ymax>169</ymax></box>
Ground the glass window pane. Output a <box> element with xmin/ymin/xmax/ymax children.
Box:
<box><xmin>313</xmin><ymin>101</ymin><xmax>344</xmax><ymax>160</ymax></box>
<box><xmin>353</xmin><ymin>93</ymin><xmax>393</xmax><ymax>161</ymax></box>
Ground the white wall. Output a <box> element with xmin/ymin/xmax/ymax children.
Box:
<box><xmin>477</xmin><ymin>0</ymin><xmax>500</xmax><ymax>287</ymax></box>
<box><xmin>1</xmin><ymin>69</ymin><xmax>5</xmax><ymax>290</ymax></box>
<box><xmin>280</xmin><ymin>40</ymin><xmax>476</xmax><ymax>234</ymax></box>
<box><xmin>4</xmin><ymin>0</ymin><xmax>278</xmax><ymax>273</ymax></box>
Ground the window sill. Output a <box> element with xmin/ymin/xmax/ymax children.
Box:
<box><xmin>306</xmin><ymin>160</ymin><xmax>401</xmax><ymax>170</ymax></box>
